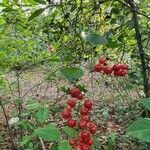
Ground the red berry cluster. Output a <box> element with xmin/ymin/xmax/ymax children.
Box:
<box><xmin>93</xmin><ymin>56</ymin><xmax>128</xmax><ymax>77</ymax></box>
<box><xmin>61</xmin><ymin>87</ymin><xmax>97</xmax><ymax>150</ymax></box>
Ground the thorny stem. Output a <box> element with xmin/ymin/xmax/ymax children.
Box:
<box><xmin>0</xmin><ymin>97</ymin><xmax>16</xmax><ymax>150</ymax></box>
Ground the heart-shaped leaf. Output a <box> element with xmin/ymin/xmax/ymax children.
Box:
<box><xmin>60</xmin><ymin>67</ymin><xmax>84</xmax><ymax>83</ymax></box>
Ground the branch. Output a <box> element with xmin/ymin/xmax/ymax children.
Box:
<box><xmin>116</xmin><ymin>0</ymin><xmax>150</xmax><ymax>20</ymax></box>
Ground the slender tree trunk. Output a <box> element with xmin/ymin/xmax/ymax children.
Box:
<box><xmin>0</xmin><ymin>97</ymin><xmax>16</xmax><ymax>150</ymax></box>
<box><xmin>127</xmin><ymin>0</ymin><xmax>149</xmax><ymax>98</ymax></box>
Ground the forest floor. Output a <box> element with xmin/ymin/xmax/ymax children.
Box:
<box><xmin>0</xmin><ymin>67</ymin><xmax>146</xmax><ymax>150</ymax></box>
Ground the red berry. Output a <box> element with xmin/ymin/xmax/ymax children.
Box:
<box><xmin>75</xmin><ymin>145</ymin><xmax>83</xmax><ymax>150</ymax></box>
<box><xmin>70</xmin><ymin>87</ymin><xmax>81</xmax><ymax>98</ymax></box>
<box><xmin>78</xmin><ymin>120</ymin><xmax>87</xmax><ymax>129</ymax></box>
<box><xmin>89</xmin><ymin>123</ymin><xmax>97</xmax><ymax>134</ymax></box>
<box><xmin>82</xmin><ymin>145</ymin><xmax>91</xmax><ymax>150</ymax></box>
<box><xmin>80</xmin><ymin>108</ymin><xmax>89</xmax><ymax>116</ymax></box>
<box><xmin>69</xmin><ymin>138</ymin><xmax>76</xmax><ymax>146</ymax></box>
<box><xmin>81</xmin><ymin>116</ymin><xmax>89</xmax><ymax>122</ymax></box>
<box><xmin>86</xmin><ymin>139</ymin><xmax>93</xmax><ymax>146</ymax></box>
<box><xmin>77</xmin><ymin>137</ymin><xmax>84</xmax><ymax>143</ymax></box>
<box><xmin>118</xmin><ymin>69</ymin><xmax>127</xmax><ymax>77</ymax></box>
<box><xmin>103</xmin><ymin>66</ymin><xmax>113</xmax><ymax>74</ymax></box>
<box><xmin>80</xmin><ymin>131</ymin><xmax>91</xmax><ymax>139</ymax></box>
<box><xmin>62</xmin><ymin>109</ymin><xmax>71</xmax><ymax>119</ymax></box>
<box><xmin>77</xmin><ymin>93</ymin><xmax>84</xmax><ymax>100</ymax></box>
<box><xmin>67</xmin><ymin>119</ymin><xmax>76</xmax><ymax>128</ymax></box>
<box><xmin>84</xmin><ymin>100</ymin><xmax>93</xmax><ymax>110</ymax></box>
<box><xmin>94</xmin><ymin>64</ymin><xmax>102</xmax><ymax>72</ymax></box>
<box><xmin>112</xmin><ymin>64</ymin><xmax>120</xmax><ymax>71</ymax></box>
<box><xmin>118</xmin><ymin>64</ymin><xmax>128</xmax><ymax>70</ymax></box>
<box><xmin>68</xmin><ymin>98</ymin><xmax>76</xmax><ymax>108</ymax></box>
<box><xmin>99</xmin><ymin>56</ymin><xmax>107</xmax><ymax>64</ymax></box>
<box><xmin>113</xmin><ymin>70</ymin><xmax>119</xmax><ymax>76</ymax></box>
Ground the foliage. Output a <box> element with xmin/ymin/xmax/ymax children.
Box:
<box><xmin>127</xmin><ymin>97</ymin><xmax>150</xmax><ymax>143</ymax></box>
<box><xmin>0</xmin><ymin>0</ymin><xmax>149</xmax><ymax>149</ymax></box>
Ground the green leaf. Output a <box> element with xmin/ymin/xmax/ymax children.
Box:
<box><xmin>107</xmin><ymin>133</ymin><xmax>117</xmax><ymax>150</ymax></box>
<box><xmin>49</xmin><ymin>144</ymin><xmax>58</xmax><ymax>150</ymax></box>
<box><xmin>63</xmin><ymin>126</ymin><xmax>78</xmax><ymax>138</ymax></box>
<box><xmin>92</xmin><ymin>136</ymin><xmax>102</xmax><ymax>150</ymax></box>
<box><xmin>81</xmin><ymin>31</ymin><xmax>108</xmax><ymax>46</ymax></box>
<box><xmin>126</xmin><ymin>118</ymin><xmax>150</xmax><ymax>142</ymax></box>
<box><xmin>34</xmin><ymin>124</ymin><xmax>60</xmax><ymax>141</ymax></box>
<box><xmin>35</xmin><ymin>107</ymin><xmax>49</xmax><ymax>123</ymax></box>
<box><xmin>26</xmin><ymin>102</ymin><xmax>41</xmax><ymax>110</ymax></box>
<box><xmin>58</xmin><ymin>141</ymin><xmax>72</xmax><ymax>150</ymax></box>
<box><xmin>15</xmin><ymin>99</ymin><xmax>23</xmax><ymax>105</ymax></box>
<box><xmin>33</xmin><ymin>0</ymin><xmax>46</xmax><ymax>4</ymax></box>
<box><xmin>2</xmin><ymin>7</ymin><xmax>16</xmax><ymax>12</ymax></box>
<box><xmin>60</xmin><ymin>67</ymin><xmax>84</xmax><ymax>83</ymax></box>
<box><xmin>139</xmin><ymin>98</ymin><xmax>150</xmax><ymax>110</ymax></box>
<box><xmin>50</xmin><ymin>105</ymin><xmax>61</xmax><ymax>116</ymax></box>
<box><xmin>28</xmin><ymin>8</ymin><xmax>45</xmax><ymax>21</ymax></box>
<box><xmin>20</xmin><ymin>135</ymin><xmax>32</xmax><ymax>146</ymax></box>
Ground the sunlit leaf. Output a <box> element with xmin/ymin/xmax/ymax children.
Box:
<box><xmin>81</xmin><ymin>31</ymin><xmax>108</xmax><ymax>45</ymax></box>
<box><xmin>28</xmin><ymin>8</ymin><xmax>45</xmax><ymax>21</ymax></box>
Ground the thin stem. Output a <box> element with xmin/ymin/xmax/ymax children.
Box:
<box><xmin>111</xmin><ymin>77</ymin><xmax>128</xmax><ymax>101</ymax></box>
<box><xmin>0</xmin><ymin>97</ymin><xmax>16</xmax><ymax>150</ymax></box>
<box><xmin>115</xmin><ymin>78</ymin><xmax>133</xmax><ymax>101</ymax></box>
<box><xmin>39</xmin><ymin>137</ymin><xmax>46</xmax><ymax>150</ymax></box>
<box><xmin>16</xmin><ymin>72</ymin><xmax>22</xmax><ymax>116</ymax></box>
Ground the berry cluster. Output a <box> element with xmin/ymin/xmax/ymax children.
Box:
<box><xmin>61</xmin><ymin>87</ymin><xmax>97</xmax><ymax>150</ymax></box>
<box><xmin>94</xmin><ymin>56</ymin><xmax>128</xmax><ymax>77</ymax></box>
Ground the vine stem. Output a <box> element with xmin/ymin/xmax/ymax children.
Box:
<box><xmin>0</xmin><ymin>97</ymin><xmax>16</xmax><ymax>150</ymax></box>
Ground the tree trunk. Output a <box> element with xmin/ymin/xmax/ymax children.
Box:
<box><xmin>128</xmin><ymin>0</ymin><xmax>150</xmax><ymax>98</ymax></box>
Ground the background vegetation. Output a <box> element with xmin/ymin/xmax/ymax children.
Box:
<box><xmin>0</xmin><ymin>0</ymin><xmax>149</xmax><ymax>150</ymax></box>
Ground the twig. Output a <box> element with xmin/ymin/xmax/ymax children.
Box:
<box><xmin>121</xmin><ymin>110</ymin><xmax>144</xmax><ymax>126</ymax></box>
<box><xmin>39</xmin><ymin>137</ymin><xmax>46</xmax><ymax>150</ymax></box>
<box><xmin>116</xmin><ymin>0</ymin><xmax>150</xmax><ymax>20</ymax></box>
